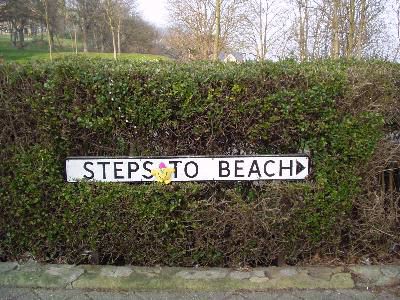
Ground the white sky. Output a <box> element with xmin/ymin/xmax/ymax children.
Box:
<box><xmin>135</xmin><ymin>0</ymin><xmax>399</xmax><ymax>60</ymax></box>
<box><xmin>137</xmin><ymin>0</ymin><xmax>169</xmax><ymax>28</ymax></box>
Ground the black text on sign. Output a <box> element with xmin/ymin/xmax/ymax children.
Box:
<box><xmin>65</xmin><ymin>156</ymin><xmax>310</xmax><ymax>182</ymax></box>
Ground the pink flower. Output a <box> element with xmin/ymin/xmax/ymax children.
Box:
<box><xmin>159</xmin><ymin>162</ymin><xmax>166</xmax><ymax>169</ymax></box>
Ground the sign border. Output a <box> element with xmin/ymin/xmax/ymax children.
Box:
<box><xmin>65</xmin><ymin>154</ymin><xmax>311</xmax><ymax>183</ymax></box>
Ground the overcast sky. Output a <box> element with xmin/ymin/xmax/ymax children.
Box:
<box><xmin>137</xmin><ymin>0</ymin><xmax>169</xmax><ymax>28</ymax></box>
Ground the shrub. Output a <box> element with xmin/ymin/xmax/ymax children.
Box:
<box><xmin>0</xmin><ymin>58</ymin><xmax>398</xmax><ymax>266</ymax></box>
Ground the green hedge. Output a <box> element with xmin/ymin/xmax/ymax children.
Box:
<box><xmin>0</xmin><ymin>58</ymin><xmax>398</xmax><ymax>266</ymax></box>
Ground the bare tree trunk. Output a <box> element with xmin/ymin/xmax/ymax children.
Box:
<box><xmin>82</xmin><ymin>22</ymin><xmax>88</xmax><ymax>52</ymax></box>
<box><xmin>356</xmin><ymin>0</ymin><xmax>367</xmax><ymax>57</ymax></box>
<box><xmin>61</xmin><ymin>0</ymin><xmax>67</xmax><ymax>45</ymax></box>
<box><xmin>331</xmin><ymin>0</ymin><xmax>340</xmax><ymax>59</ymax></box>
<box><xmin>397</xmin><ymin>0</ymin><xmax>400</xmax><ymax>42</ymax></box>
<box><xmin>44</xmin><ymin>0</ymin><xmax>53</xmax><ymax>61</ymax></box>
<box><xmin>20</xmin><ymin>28</ymin><xmax>24</xmax><ymax>46</ymax></box>
<box><xmin>117</xmin><ymin>19</ymin><xmax>121</xmax><ymax>56</ymax></box>
<box><xmin>17</xmin><ymin>26</ymin><xmax>25</xmax><ymax>48</ymax></box>
<box><xmin>258</xmin><ymin>0</ymin><xmax>265</xmax><ymax>60</ymax></box>
<box><xmin>312</xmin><ymin>13</ymin><xmax>322</xmax><ymax>59</ymax></box>
<box><xmin>10</xmin><ymin>22</ymin><xmax>16</xmax><ymax>46</ymax></box>
<box><xmin>104</xmin><ymin>0</ymin><xmax>119</xmax><ymax>60</ymax></box>
<box><xmin>74</xmin><ymin>29</ymin><xmax>78</xmax><ymax>54</ymax></box>
<box><xmin>40</xmin><ymin>22</ymin><xmax>44</xmax><ymax>41</ymax></box>
<box><xmin>101</xmin><ymin>32</ymin><xmax>105</xmax><ymax>53</ymax></box>
<box><xmin>262</xmin><ymin>1</ymin><xmax>270</xmax><ymax>60</ymax></box>
<box><xmin>93</xmin><ymin>30</ymin><xmax>98</xmax><ymax>51</ymax></box>
<box><xmin>346</xmin><ymin>0</ymin><xmax>356</xmax><ymax>57</ymax></box>
<box><xmin>111</xmin><ymin>27</ymin><xmax>117</xmax><ymax>60</ymax></box>
<box><xmin>68</xmin><ymin>30</ymin><xmax>73</xmax><ymax>51</ymax></box>
<box><xmin>395</xmin><ymin>1</ymin><xmax>400</xmax><ymax>60</ymax></box>
<box><xmin>304</xmin><ymin>0</ymin><xmax>309</xmax><ymax>61</ymax></box>
<box><xmin>13</xmin><ymin>28</ymin><xmax>18</xmax><ymax>47</ymax></box>
<box><xmin>82</xmin><ymin>30</ymin><xmax>88</xmax><ymax>52</ymax></box>
<box><xmin>99</xmin><ymin>30</ymin><xmax>105</xmax><ymax>52</ymax></box>
<box><xmin>50</xmin><ymin>29</ymin><xmax>55</xmax><ymax>46</ymax></box>
<box><xmin>213</xmin><ymin>0</ymin><xmax>221</xmax><ymax>60</ymax></box>
<box><xmin>298</xmin><ymin>0</ymin><xmax>308</xmax><ymax>61</ymax></box>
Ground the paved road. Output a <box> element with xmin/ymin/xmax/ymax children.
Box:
<box><xmin>0</xmin><ymin>287</ymin><xmax>399</xmax><ymax>300</ymax></box>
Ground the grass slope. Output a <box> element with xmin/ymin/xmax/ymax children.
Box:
<box><xmin>0</xmin><ymin>35</ymin><xmax>167</xmax><ymax>63</ymax></box>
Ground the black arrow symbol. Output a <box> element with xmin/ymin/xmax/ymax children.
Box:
<box><xmin>296</xmin><ymin>160</ymin><xmax>306</xmax><ymax>175</ymax></box>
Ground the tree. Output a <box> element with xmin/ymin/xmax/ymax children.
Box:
<box><xmin>281</xmin><ymin>0</ymin><xmax>310</xmax><ymax>61</ymax></box>
<box><xmin>41</xmin><ymin>0</ymin><xmax>53</xmax><ymax>60</ymax></box>
<box><xmin>65</xmin><ymin>1</ymin><xmax>79</xmax><ymax>53</ymax></box>
<box><xmin>243</xmin><ymin>0</ymin><xmax>289</xmax><ymax>61</ymax></box>
<box><xmin>0</xmin><ymin>0</ymin><xmax>38</xmax><ymax>48</ymax></box>
<box><xmin>121</xmin><ymin>16</ymin><xmax>159</xmax><ymax>53</ymax></box>
<box><xmin>286</xmin><ymin>0</ymin><xmax>387</xmax><ymax>60</ymax></box>
<box><xmin>167</xmin><ymin>0</ymin><xmax>247</xmax><ymax>60</ymax></box>
<box><xmin>102</xmin><ymin>0</ymin><xmax>136</xmax><ymax>60</ymax></box>
<box><xmin>103</xmin><ymin>0</ymin><xmax>118</xmax><ymax>59</ymax></box>
<box><xmin>392</xmin><ymin>0</ymin><xmax>400</xmax><ymax>59</ymax></box>
<box><xmin>331</xmin><ymin>0</ymin><xmax>340</xmax><ymax>58</ymax></box>
<box><xmin>213</xmin><ymin>0</ymin><xmax>221</xmax><ymax>60</ymax></box>
<box><xmin>70</xmin><ymin>0</ymin><xmax>98</xmax><ymax>52</ymax></box>
<box><xmin>0</xmin><ymin>0</ymin><xmax>160</xmax><ymax>56</ymax></box>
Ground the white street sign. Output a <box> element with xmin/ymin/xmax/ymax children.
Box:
<box><xmin>65</xmin><ymin>155</ymin><xmax>309</xmax><ymax>183</ymax></box>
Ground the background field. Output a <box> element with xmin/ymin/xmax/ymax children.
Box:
<box><xmin>0</xmin><ymin>35</ymin><xmax>167</xmax><ymax>63</ymax></box>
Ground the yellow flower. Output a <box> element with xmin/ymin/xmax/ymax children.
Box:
<box><xmin>151</xmin><ymin>163</ymin><xmax>175</xmax><ymax>184</ymax></box>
